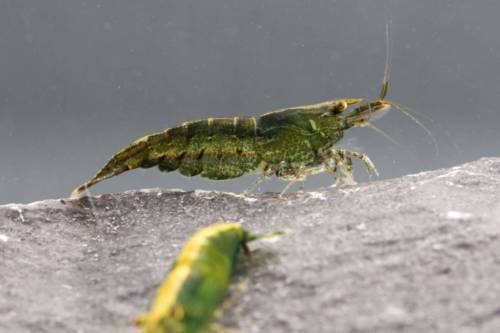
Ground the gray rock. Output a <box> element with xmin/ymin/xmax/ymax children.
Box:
<box><xmin>1</xmin><ymin>157</ymin><xmax>500</xmax><ymax>333</ymax></box>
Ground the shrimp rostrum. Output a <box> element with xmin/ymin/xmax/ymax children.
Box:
<box><xmin>71</xmin><ymin>85</ymin><xmax>398</xmax><ymax>198</ymax></box>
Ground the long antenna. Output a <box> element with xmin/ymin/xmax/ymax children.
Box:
<box><xmin>378</xmin><ymin>20</ymin><xmax>439</xmax><ymax>157</ymax></box>
<box><xmin>389</xmin><ymin>102</ymin><xmax>440</xmax><ymax>156</ymax></box>
<box><xmin>380</xmin><ymin>22</ymin><xmax>392</xmax><ymax>100</ymax></box>
<box><xmin>366</xmin><ymin>123</ymin><xmax>403</xmax><ymax>148</ymax></box>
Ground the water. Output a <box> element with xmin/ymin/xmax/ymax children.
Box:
<box><xmin>2</xmin><ymin>0</ymin><xmax>500</xmax><ymax>204</ymax></box>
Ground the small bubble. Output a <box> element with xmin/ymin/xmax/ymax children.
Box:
<box><xmin>356</xmin><ymin>223</ymin><xmax>366</xmax><ymax>231</ymax></box>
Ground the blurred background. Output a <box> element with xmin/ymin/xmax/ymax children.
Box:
<box><xmin>1</xmin><ymin>0</ymin><xmax>499</xmax><ymax>204</ymax></box>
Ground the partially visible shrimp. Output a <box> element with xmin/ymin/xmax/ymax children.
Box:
<box><xmin>134</xmin><ymin>222</ymin><xmax>283</xmax><ymax>333</ymax></box>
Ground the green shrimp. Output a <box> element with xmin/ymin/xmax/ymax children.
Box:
<box><xmin>71</xmin><ymin>26</ymin><xmax>434</xmax><ymax>197</ymax></box>
<box><xmin>70</xmin><ymin>86</ymin><xmax>400</xmax><ymax>197</ymax></box>
<box><xmin>134</xmin><ymin>222</ymin><xmax>282</xmax><ymax>333</ymax></box>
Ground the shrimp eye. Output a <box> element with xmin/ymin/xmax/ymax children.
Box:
<box><xmin>340</xmin><ymin>100</ymin><xmax>348</xmax><ymax>111</ymax></box>
<box><xmin>329</xmin><ymin>100</ymin><xmax>348</xmax><ymax>115</ymax></box>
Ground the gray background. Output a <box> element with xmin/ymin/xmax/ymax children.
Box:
<box><xmin>1</xmin><ymin>0</ymin><xmax>499</xmax><ymax>204</ymax></box>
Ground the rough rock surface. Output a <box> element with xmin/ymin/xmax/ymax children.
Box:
<box><xmin>1</xmin><ymin>157</ymin><xmax>500</xmax><ymax>333</ymax></box>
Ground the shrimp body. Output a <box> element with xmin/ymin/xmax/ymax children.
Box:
<box><xmin>70</xmin><ymin>98</ymin><xmax>382</xmax><ymax>197</ymax></box>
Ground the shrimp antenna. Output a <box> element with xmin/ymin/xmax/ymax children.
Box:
<box><xmin>247</xmin><ymin>230</ymin><xmax>287</xmax><ymax>242</ymax></box>
<box><xmin>391</xmin><ymin>100</ymin><xmax>435</xmax><ymax>123</ymax></box>
<box><xmin>379</xmin><ymin>22</ymin><xmax>392</xmax><ymax>100</ymax></box>
<box><xmin>378</xmin><ymin>21</ymin><xmax>439</xmax><ymax>156</ymax></box>
<box><xmin>366</xmin><ymin>123</ymin><xmax>404</xmax><ymax>148</ymax></box>
<box><xmin>387</xmin><ymin>100</ymin><xmax>440</xmax><ymax>156</ymax></box>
